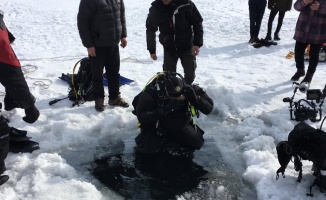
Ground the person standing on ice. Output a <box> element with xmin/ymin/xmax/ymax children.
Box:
<box><xmin>248</xmin><ymin>0</ymin><xmax>267</xmax><ymax>43</ymax></box>
<box><xmin>290</xmin><ymin>0</ymin><xmax>326</xmax><ymax>83</ymax></box>
<box><xmin>0</xmin><ymin>10</ymin><xmax>40</xmax><ymax>182</ymax></box>
<box><xmin>77</xmin><ymin>0</ymin><xmax>129</xmax><ymax>112</ymax></box>
<box><xmin>264</xmin><ymin>0</ymin><xmax>293</xmax><ymax>41</ymax></box>
<box><xmin>146</xmin><ymin>0</ymin><xmax>203</xmax><ymax>85</ymax></box>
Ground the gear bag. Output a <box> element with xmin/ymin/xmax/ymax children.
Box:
<box><xmin>276</xmin><ymin>122</ymin><xmax>326</xmax><ymax>196</ymax></box>
<box><xmin>8</xmin><ymin>127</ymin><xmax>39</xmax><ymax>153</ymax></box>
<box><xmin>65</xmin><ymin>57</ymin><xmax>94</xmax><ymax>102</ymax></box>
<box><xmin>50</xmin><ymin>57</ymin><xmax>134</xmax><ymax>106</ymax></box>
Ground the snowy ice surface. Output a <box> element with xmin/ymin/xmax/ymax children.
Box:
<box><xmin>1</xmin><ymin>0</ymin><xmax>326</xmax><ymax>199</ymax></box>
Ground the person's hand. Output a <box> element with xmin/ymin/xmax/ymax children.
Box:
<box><xmin>120</xmin><ymin>38</ymin><xmax>127</xmax><ymax>48</ymax></box>
<box><xmin>23</xmin><ymin>105</ymin><xmax>40</xmax><ymax>124</ymax></box>
<box><xmin>150</xmin><ymin>54</ymin><xmax>157</xmax><ymax>60</ymax></box>
<box><xmin>193</xmin><ymin>46</ymin><xmax>200</xmax><ymax>56</ymax></box>
<box><xmin>192</xmin><ymin>84</ymin><xmax>206</xmax><ymax>95</ymax></box>
<box><xmin>183</xmin><ymin>85</ymin><xmax>198</xmax><ymax>105</ymax></box>
<box><xmin>303</xmin><ymin>0</ymin><xmax>313</xmax><ymax>5</ymax></box>
<box><xmin>310</xmin><ymin>1</ymin><xmax>320</xmax><ymax>10</ymax></box>
<box><xmin>87</xmin><ymin>47</ymin><xmax>96</xmax><ymax>57</ymax></box>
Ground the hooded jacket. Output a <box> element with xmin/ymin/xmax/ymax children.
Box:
<box><xmin>146</xmin><ymin>0</ymin><xmax>203</xmax><ymax>55</ymax></box>
<box><xmin>77</xmin><ymin>0</ymin><xmax>127</xmax><ymax>48</ymax></box>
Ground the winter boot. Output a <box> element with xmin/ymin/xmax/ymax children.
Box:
<box><xmin>249</xmin><ymin>34</ymin><xmax>258</xmax><ymax>43</ymax></box>
<box><xmin>249</xmin><ymin>35</ymin><xmax>254</xmax><ymax>43</ymax></box>
<box><xmin>301</xmin><ymin>72</ymin><xmax>313</xmax><ymax>83</ymax></box>
<box><xmin>109</xmin><ymin>95</ymin><xmax>129</xmax><ymax>108</ymax></box>
<box><xmin>291</xmin><ymin>69</ymin><xmax>305</xmax><ymax>81</ymax></box>
<box><xmin>274</xmin><ymin>33</ymin><xmax>280</xmax><ymax>41</ymax></box>
<box><xmin>265</xmin><ymin>33</ymin><xmax>272</xmax><ymax>41</ymax></box>
<box><xmin>95</xmin><ymin>98</ymin><xmax>105</xmax><ymax>112</ymax></box>
<box><xmin>252</xmin><ymin>36</ymin><xmax>259</xmax><ymax>43</ymax></box>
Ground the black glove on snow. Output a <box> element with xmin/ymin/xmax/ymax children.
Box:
<box><xmin>157</xmin><ymin>99</ymin><xmax>183</xmax><ymax>116</ymax></box>
<box><xmin>183</xmin><ymin>85</ymin><xmax>198</xmax><ymax>105</ymax></box>
<box><xmin>23</xmin><ymin>105</ymin><xmax>40</xmax><ymax>124</ymax></box>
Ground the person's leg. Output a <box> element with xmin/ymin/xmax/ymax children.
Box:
<box><xmin>180</xmin><ymin>48</ymin><xmax>196</xmax><ymax>85</ymax></box>
<box><xmin>274</xmin><ymin>11</ymin><xmax>285</xmax><ymax>40</ymax></box>
<box><xmin>105</xmin><ymin>46</ymin><xmax>129</xmax><ymax>107</ymax></box>
<box><xmin>0</xmin><ymin>116</ymin><xmax>9</xmax><ymax>175</ymax></box>
<box><xmin>266</xmin><ymin>10</ymin><xmax>277</xmax><ymax>40</ymax></box>
<box><xmin>163</xmin><ymin>50</ymin><xmax>178</xmax><ymax>73</ymax></box>
<box><xmin>169</xmin><ymin>125</ymin><xmax>204</xmax><ymax>150</ymax></box>
<box><xmin>0</xmin><ymin>63</ymin><xmax>34</xmax><ymax>110</ymax></box>
<box><xmin>291</xmin><ymin>41</ymin><xmax>308</xmax><ymax>81</ymax></box>
<box><xmin>90</xmin><ymin>48</ymin><xmax>106</xmax><ymax>111</ymax></box>
<box><xmin>302</xmin><ymin>44</ymin><xmax>324</xmax><ymax>83</ymax></box>
<box><xmin>255</xmin><ymin>0</ymin><xmax>266</xmax><ymax>39</ymax></box>
<box><xmin>90</xmin><ymin>48</ymin><xmax>106</xmax><ymax>99</ymax></box>
<box><xmin>104</xmin><ymin>46</ymin><xmax>120</xmax><ymax>100</ymax></box>
<box><xmin>295</xmin><ymin>41</ymin><xmax>308</xmax><ymax>70</ymax></box>
<box><xmin>248</xmin><ymin>0</ymin><xmax>257</xmax><ymax>42</ymax></box>
<box><xmin>307</xmin><ymin>44</ymin><xmax>323</xmax><ymax>75</ymax></box>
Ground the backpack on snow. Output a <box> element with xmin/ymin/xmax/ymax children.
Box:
<box><xmin>276</xmin><ymin>122</ymin><xmax>326</xmax><ymax>196</ymax></box>
<box><xmin>49</xmin><ymin>57</ymin><xmax>134</xmax><ymax>106</ymax></box>
<box><xmin>49</xmin><ymin>57</ymin><xmax>94</xmax><ymax>106</ymax></box>
<box><xmin>67</xmin><ymin>57</ymin><xmax>94</xmax><ymax>102</ymax></box>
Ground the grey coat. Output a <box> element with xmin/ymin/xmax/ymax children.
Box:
<box><xmin>77</xmin><ymin>0</ymin><xmax>127</xmax><ymax>48</ymax></box>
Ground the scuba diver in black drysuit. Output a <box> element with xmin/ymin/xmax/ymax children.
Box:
<box><xmin>133</xmin><ymin>72</ymin><xmax>214</xmax><ymax>154</ymax></box>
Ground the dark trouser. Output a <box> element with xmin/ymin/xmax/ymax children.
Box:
<box><xmin>165</xmin><ymin>124</ymin><xmax>204</xmax><ymax>150</ymax></box>
<box><xmin>90</xmin><ymin>46</ymin><xmax>121</xmax><ymax>100</ymax></box>
<box><xmin>248</xmin><ymin>0</ymin><xmax>266</xmax><ymax>37</ymax></box>
<box><xmin>163</xmin><ymin>48</ymin><xmax>196</xmax><ymax>85</ymax></box>
<box><xmin>295</xmin><ymin>41</ymin><xmax>323</xmax><ymax>74</ymax></box>
<box><xmin>0</xmin><ymin>62</ymin><xmax>34</xmax><ymax>109</ymax></box>
<box><xmin>267</xmin><ymin>10</ymin><xmax>285</xmax><ymax>35</ymax></box>
<box><xmin>0</xmin><ymin>116</ymin><xmax>10</xmax><ymax>174</ymax></box>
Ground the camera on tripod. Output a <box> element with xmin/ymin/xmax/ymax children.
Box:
<box><xmin>283</xmin><ymin>83</ymin><xmax>326</xmax><ymax>122</ymax></box>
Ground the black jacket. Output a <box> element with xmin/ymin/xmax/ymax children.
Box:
<box><xmin>146</xmin><ymin>0</ymin><xmax>203</xmax><ymax>55</ymax></box>
<box><xmin>77</xmin><ymin>0</ymin><xmax>127</xmax><ymax>48</ymax></box>
<box><xmin>136</xmin><ymin>83</ymin><xmax>213</xmax><ymax>134</ymax></box>
<box><xmin>268</xmin><ymin>0</ymin><xmax>292</xmax><ymax>11</ymax></box>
